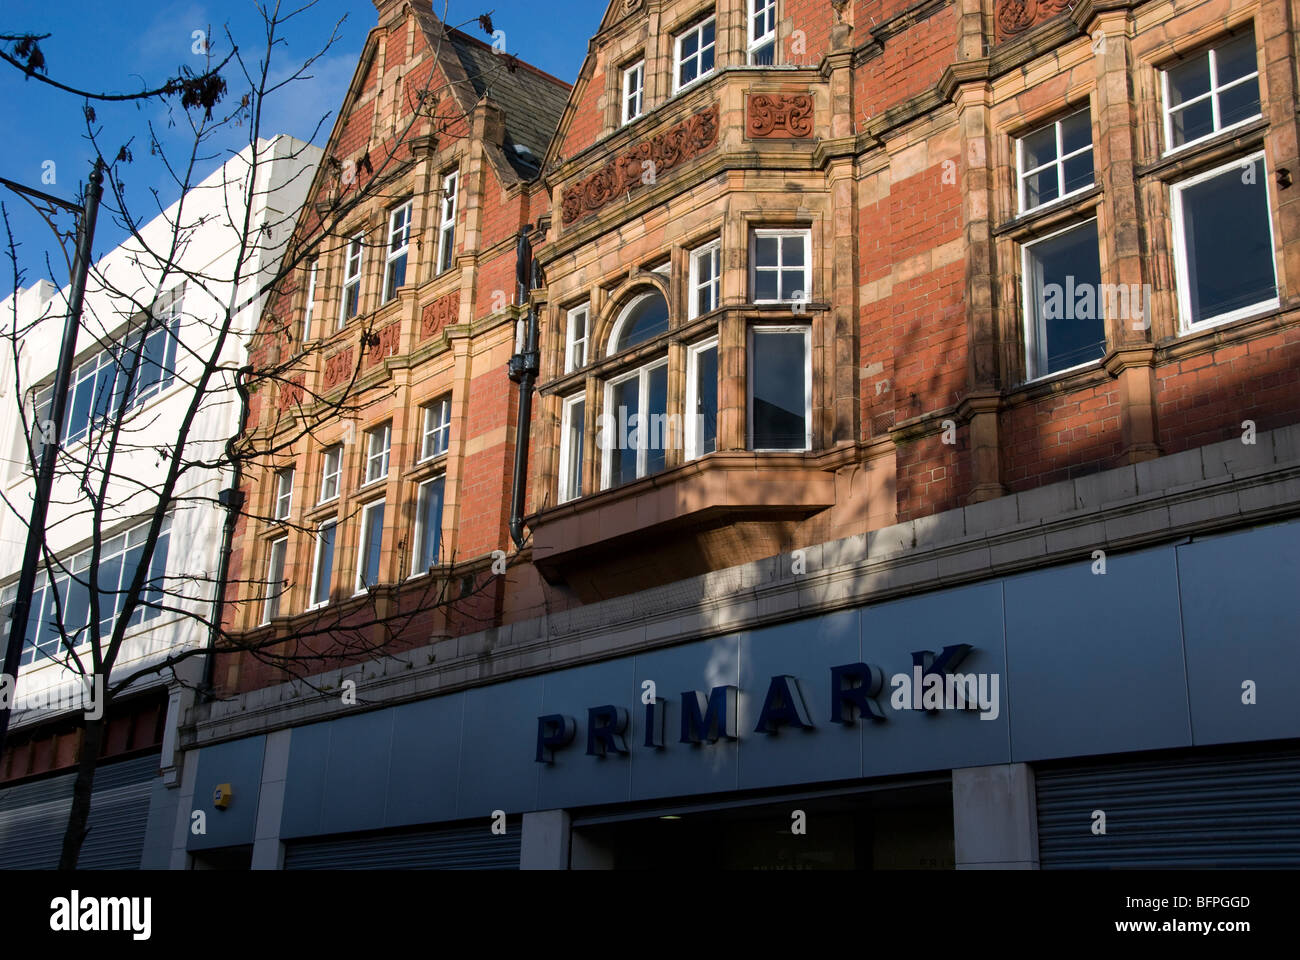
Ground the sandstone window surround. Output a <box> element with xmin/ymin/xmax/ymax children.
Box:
<box><xmin>302</xmin><ymin>260</ymin><xmax>318</xmax><ymax>343</ymax></box>
<box><xmin>750</xmin><ymin>228</ymin><xmax>811</xmax><ymax>303</ymax></box>
<box><xmin>1020</xmin><ymin>218</ymin><xmax>1106</xmax><ymax>381</ymax></box>
<box><xmin>319</xmin><ymin>444</ymin><xmax>343</xmax><ymax>504</ymax></box>
<box><xmin>364</xmin><ymin>422</ymin><xmax>393</xmax><ymax>486</ymax></box>
<box><xmin>437</xmin><ymin>169</ymin><xmax>459</xmax><ymax>275</ymax></box>
<box><xmin>748</xmin><ymin>325</ymin><xmax>810</xmax><ymax>452</ymax></box>
<box><xmin>339</xmin><ymin>232</ymin><xmax>365</xmax><ymax>330</ymax></box>
<box><xmin>1170</xmin><ymin>151</ymin><xmax>1279</xmax><ymax>331</ymax></box>
<box><xmin>689</xmin><ymin>238</ymin><xmax>721</xmax><ymax>319</ymax></box>
<box><xmin>685</xmin><ymin>336</ymin><xmax>718</xmax><ymax>460</ymax></box>
<box><xmin>261</xmin><ymin>536</ymin><xmax>288</xmax><ymax>625</ymax></box>
<box><xmin>622</xmin><ymin>59</ymin><xmax>646</xmax><ymax>125</ymax></box>
<box><xmin>383</xmin><ymin>199</ymin><xmax>413</xmax><ymax>303</ymax></box>
<box><xmin>747</xmin><ymin>0</ymin><xmax>777</xmax><ymax>65</ymax></box>
<box><xmin>274</xmin><ymin>467</ymin><xmax>295</xmax><ymax>521</ymax></box>
<box><xmin>565</xmin><ymin>302</ymin><xmax>590</xmax><ymax>373</ymax></box>
<box><xmin>310</xmin><ymin>517</ymin><xmax>337</xmax><ymax>610</ymax></box>
<box><xmin>558</xmin><ymin>393</ymin><xmax>585</xmax><ymax>504</ymax></box>
<box><xmin>419</xmin><ymin>396</ymin><xmax>452</xmax><ymax>462</ymax></box>
<box><xmin>411</xmin><ymin>474</ymin><xmax>446</xmax><ymax>575</ymax></box>
<box><xmin>1016</xmin><ymin>108</ymin><xmax>1094</xmax><ymax>215</ymax></box>
<box><xmin>1161</xmin><ymin>31</ymin><xmax>1261</xmax><ymax>155</ymax></box>
<box><xmin>354</xmin><ymin>497</ymin><xmax>386</xmax><ymax>594</ymax></box>
<box><xmin>674</xmin><ymin>13</ymin><xmax>717</xmax><ymax>94</ymax></box>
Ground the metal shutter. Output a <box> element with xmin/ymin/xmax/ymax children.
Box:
<box><xmin>1036</xmin><ymin>747</ymin><xmax>1300</xmax><ymax>868</ymax></box>
<box><xmin>284</xmin><ymin>824</ymin><xmax>522</xmax><ymax>870</ymax></box>
<box><xmin>0</xmin><ymin>753</ymin><xmax>158</xmax><ymax>870</ymax></box>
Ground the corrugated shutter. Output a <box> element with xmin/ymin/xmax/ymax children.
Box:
<box><xmin>1036</xmin><ymin>747</ymin><xmax>1300</xmax><ymax>868</ymax></box>
<box><xmin>0</xmin><ymin>753</ymin><xmax>158</xmax><ymax>870</ymax></box>
<box><xmin>284</xmin><ymin>824</ymin><xmax>522</xmax><ymax>870</ymax></box>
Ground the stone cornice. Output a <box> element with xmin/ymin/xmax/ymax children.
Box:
<box><xmin>183</xmin><ymin>423</ymin><xmax>1300</xmax><ymax>748</ymax></box>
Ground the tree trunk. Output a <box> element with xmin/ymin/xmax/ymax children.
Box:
<box><xmin>58</xmin><ymin>712</ymin><xmax>104</xmax><ymax>869</ymax></box>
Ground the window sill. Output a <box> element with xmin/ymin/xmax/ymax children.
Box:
<box><xmin>1160</xmin><ymin>114</ymin><xmax>1265</xmax><ymax>161</ymax></box>
<box><xmin>1020</xmin><ymin>357</ymin><xmax>1104</xmax><ymax>388</ymax></box>
<box><xmin>1180</xmin><ymin>298</ymin><xmax>1280</xmax><ymax>336</ymax></box>
<box><xmin>1138</xmin><ymin>116</ymin><xmax>1268</xmax><ymax>182</ymax></box>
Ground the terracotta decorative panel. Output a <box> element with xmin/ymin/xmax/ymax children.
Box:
<box><xmin>278</xmin><ymin>376</ymin><xmax>305</xmax><ymax>413</ymax></box>
<box><xmin>747</xmin><ymin>94</ymin><xmax>814</xmax><ymax>139</ymax></box>
<box><xmin>995</xmin><ymin>0</ymin><xmax>1072</xmax><ymax>43</ymax></box>
<box><xmin>561</xmin><ymin>103</ymin><xmax>720</xmax><ymax>225</ymax></box>
<box><xmin>323</xmin><ymin>346</ymin><xmax>355</xmax><ymax>392</ymax></box>
<box><xmin>365</xmin><ymin>322</ymin><xmax>401</xmax><ymax>369</ymax></box>
<box><xmin>420</xmin><ymin>290</ymin><xmax>460</xmax><ymax>341</ymax></box>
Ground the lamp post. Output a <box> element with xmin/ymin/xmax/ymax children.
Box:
<box><xmin>0</xmin><ymin>159</ymin><xmax>105</xmax><ymax>761</ymax></box>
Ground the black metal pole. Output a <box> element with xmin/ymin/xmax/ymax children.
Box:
<box><xmin>508</xmin><ymin>227</ymin><xmax>539</xmax><ymax>550</ymax></box>
<box><xmin>0</xmin><ymin>160</ymin><xmax>105</xmax><ymax>761</ymax></box>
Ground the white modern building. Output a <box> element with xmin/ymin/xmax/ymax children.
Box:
<box><xmin>0</xmin><ymin>135</ymin><xmax>319</xmax><ymax>868</ymax></box>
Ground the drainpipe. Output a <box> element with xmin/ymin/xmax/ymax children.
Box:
<box><xmin>507</xmin><ymin>227</ymin><xmax>540</xmax><ymax>550</ymax></box>
<box><xmin>201</xmin><ymin>480</ymin><xmax>243</xmax><ymax>700</ymax></box>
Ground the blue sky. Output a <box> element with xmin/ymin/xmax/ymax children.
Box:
<box><xmin>0</xmin><ymin>0</ymin><xmax>599</xmax><ymax>296</ymax></box>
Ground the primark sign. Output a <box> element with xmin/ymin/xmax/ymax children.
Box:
<box><xmin>535</xmin><ymin>643</ymin><xmax>1000</xmax><ymax>763</ymax></box>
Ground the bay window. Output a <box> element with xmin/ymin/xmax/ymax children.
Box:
<box><xmin>559</xmin><ymin>394</ymin><xmax>585</xmax><ymax>503</ymax></box>
<box><xmin>751</xmin><ymin>229</ymin><xmax>811</xmax><ymax>304</ymax></box>
<box><xmin>689</xmin><ymin>239</ymin><xmax>721</xmax><ymax>319</ymax></box>
<box><xmin>603</xmin><ymin>359</ymin><xmax>669</xmax><ymax>488</ymax></box>
<box><xmin>686</xmin><ymin>338</ymin><xmax>718</xmax><ymax>460</ymax></box>
<box><xmin>566</xmin><ymin>303</ymin><xmax>590</xmax><ymax>373</ymax></box>
<box><xmin>749</xmin><ymin>326</ymin><xmax>810</xmax><ymax>451</ymax></box>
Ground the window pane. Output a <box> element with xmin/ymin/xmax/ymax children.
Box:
<box><xmin>564</xmin><ymin>400</ymin><xmax>584</xmax><ymax>500</ymax></box>
<box><xmin>385</xmin><ymin>254</ymin><xmax>407</xmax><ymax>300</ymax></box>
<box><xmin>755</xmin><ymin>236</ymin><xmax>779</xmax><ymax>266</ymax></box>
<box><xmin>1061</xmin><ymin>152</ymin><xmax>1095</xmax><ymax>195</ymax></box>
<box><xmin>610</xmin><ymin>376</ymin><xmax>640</xmax><ymax>487</ymax></box>
<box><xmin>1026</xmin><ymin>221</ymin><xmax>1106</xmax><ymax>376</ymax></box>
<box><xmin>416</xmin><ymin>479</ymin><xmax>445</xmax><ymax>573</ymax></box>
<box><xmin>782</xmin><ymin>269</ymin><xmax>806</xmax><ymax>300</ymax></box>
<box><xmin>616</xmin><ymin>292</ymin><xmax>669</xmax><ymax>351</ymax></box>
<box><xmin>314</xmin><ymin>524</ymin><xmax>336</xmax><ymax>605</ymax></box>
<box><xmin>1215</xmin><ymin>34</ymin><xmax>1257</xmax><ymax>86</ymax></box>
<box><xmin>752</xmin><ymin>332</ymin><xmax>808</xmax><ymax>449</ymax></box>
<box><xmin>360</xmin><ymin>503</ymin><xmax>385</xmax><ymax>590</ymax></box>
<box><xmin>1169</xmin><ymin>100</ymin><xmax>1214</xmax><ymax>146</ymax></box>
<box><xmin>1060</xmin><ymin>111</ymin><xmax>1092</xmax><ymax>155</ymax></box>
<box><xmin>694</xmin><ymin>346</ymin><xmax>718</xmax><ymax>456</ymax></box>
<box><xmin>755</xmin><ymin>269</ymin><xmax>779</xmax><ymax>302</ymax></box>
<box><xmin>1218</xmin><ymin>76</ymin><xmax>1260</xmax><ymax>128</ymax></box>
<box><xmin>265</xmin><ymin>539</ymin><xmax>286</xmax><ymax>621</ymax></box>
<box><xmin>784</xmin><ymin>236</ymin><xmax>805</xmax><ymax>266</ymax></box>
<box><xmin>645</xmin><ymin>364</ymin><xmax>668</xmax><ymax>477</ymax></box>
<box><xmin>1167</xmin><ymin>55</ymin><xmax>1212</xmax><ymax>108</ymax></box>
<box><xmin>1020</xmin><ymin>124</ymin><xmax>1058</xmax><ymax>172</ymax></box>
<box><xmin>1179</xmin><ymin>160</ymin><xmax>1276</xmax><ymax>324</ymax></box>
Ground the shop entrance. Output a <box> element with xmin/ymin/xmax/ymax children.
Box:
<box><xmin>570</xmin><ymin>780</ymin><xmax>954</xmax><ymax>870</ymax></box>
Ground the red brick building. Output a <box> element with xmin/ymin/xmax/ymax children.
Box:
<box><xmin>183</xmin><ymin>0</ymin><xmax>1300</xmax><ymax>869</ymax></box>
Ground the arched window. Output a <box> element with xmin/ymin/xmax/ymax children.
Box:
<box><xmin>608</xmin><ymin>289</ymin><xmax>669</xmax><ymax>355</ymax></box>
